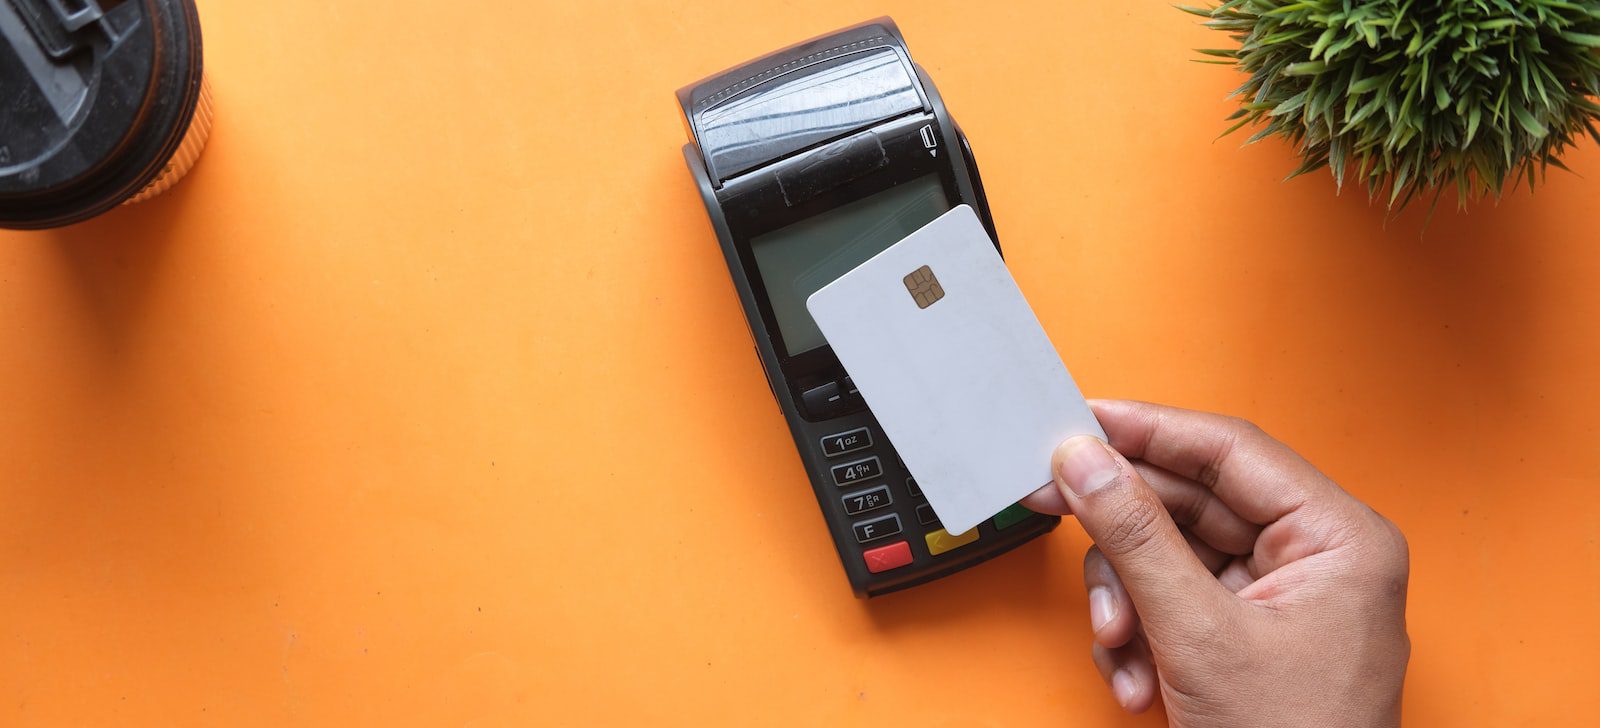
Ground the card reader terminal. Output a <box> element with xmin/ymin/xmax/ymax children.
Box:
<box><xmin>676</xmin><ymin>17</ymin><xmax>1058</xmax><ymax>597</ymax></box>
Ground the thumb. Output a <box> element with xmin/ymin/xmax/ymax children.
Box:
<box><xmin>1055</xmin><ymin>435</ymin><xmax>1233</xmax><ymax>638</ymax></box>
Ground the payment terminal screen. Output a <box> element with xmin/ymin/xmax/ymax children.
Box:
<box><xmin>750</xmin><ymin>174</ymin><xmax>949</xmax><ymax>356</ymax></box>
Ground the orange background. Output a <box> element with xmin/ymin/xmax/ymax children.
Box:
<box><xmin>3</xmin><ymin>1</ymin><xmax>1598</xmax><ymax>725</ymax></box>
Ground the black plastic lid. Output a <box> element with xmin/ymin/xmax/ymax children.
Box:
<box><xmin>0</xmin><ymin>0</ymin><xmax>203</xmax><ymax>229</ymax></box>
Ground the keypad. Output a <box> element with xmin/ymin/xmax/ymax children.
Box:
<box><xmin>830</xmin><ymin>456</ymin><xmax>882</xmax><ymax>487</ymax></box>
<box><xmin>820</xmin><ymin>427</ymin><xmax>872</xmax><ymax>458</ymax></box>
<box><xmin>852</xmin><ymin>513</ymin><xmax>902</xmax><ymax>543</ymax></box>
<box><xmin>841</xmin><ymin>485</ymin><xmax>892</xmax><ymax>515</ymax></box>
<box><xmin>794</xmin><ymin>399</ymin><xmax>1043</xmax><ymax>584</ymax></box>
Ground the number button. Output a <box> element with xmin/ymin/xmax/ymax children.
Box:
<box><xmin>915</xmin><ymin>503</ymin><xmax>939</xmax><ymax>526</ymax></box>
<box><xmin>820</xmin><ymin>427</ymin><xmax>872</xmax><ymax>458</ymax></box>
<box><xmin>905</xmin><ymin>477</ymin><xmax>922</xmax><ymax>497</ymax></box>
<box><xmin>841</xmin><ymin>485</ymin><xmax>893</xmax><ymax>516</ymax></box>
<box><xmin>831</xmin><ymin>456</ymin><xmax>882</xmax><ymax>487</ymax></box>
<box><xmin>852</xmin><ymin>513</ymin><xmax>902</xmax><ymax>543</ymax></box>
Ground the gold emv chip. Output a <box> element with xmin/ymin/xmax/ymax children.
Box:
<box><xmin>903</xmin><ymin>265</ymin><xmax>944</xmax><ymax>309</ymax></box>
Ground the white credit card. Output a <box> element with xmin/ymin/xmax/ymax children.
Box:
<box><xmin>806</xmin><ymin>205</ymin><xmax>1104</xmax><ymax>535</ymax></box>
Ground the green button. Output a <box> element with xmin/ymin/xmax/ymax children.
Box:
<box><xmin>993</xmin><ymin>503</ymin><xmax>1034</xmax><ymax>530</ymax></box>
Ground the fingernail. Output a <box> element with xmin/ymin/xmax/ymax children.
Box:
<box><xmin>1112</xmin><ymin>669</ymin><xmax>1138</xmax><ymax>709</ymax></box>
<box><xmin>1057</xmin><ymin>436</ymin><xmax>1119</xmax><ymax>497</ymax></box>
<box><xmin>1088</xmin><ymin>586</ymin><xmax>1117</xmax><ymax>634</ymax></box>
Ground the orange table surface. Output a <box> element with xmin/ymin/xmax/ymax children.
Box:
<box><xmin>3</xmin><ymin>1</ymin><xmax>1598</xmax><ymax>725</ymax></box>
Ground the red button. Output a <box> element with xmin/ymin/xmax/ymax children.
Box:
<box><xmin>862</xmin><ymin>540</ymin><xmax>913</xmax><ymax>574</ymax></box>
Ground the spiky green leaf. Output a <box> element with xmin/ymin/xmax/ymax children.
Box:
<box><xmin>1185</xmin><ymin>0</ymin><xmax>1600</xmax><ymax>211</ymax></box>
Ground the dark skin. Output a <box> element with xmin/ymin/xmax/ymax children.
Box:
<box><xmin>1021</xmin><ymin>400</ymin><xmax>1411</xmax><ymax>727</ymax></box>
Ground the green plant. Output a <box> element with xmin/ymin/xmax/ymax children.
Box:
<box><xmin>1184</xmin><ymin>0</ymin><xmax>1600</xmax><ymax>211</ymax></box>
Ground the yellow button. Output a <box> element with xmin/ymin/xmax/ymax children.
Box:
<box><xmin>924</xmin><ymin>527</ymin><xmax>979</xmax><ymax>556</ymax></box>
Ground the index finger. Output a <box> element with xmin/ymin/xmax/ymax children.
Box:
<box><xmin>1088</xmin><ymin>399</ymin><xmax>1342</xmax><ymax>525</ymax></box>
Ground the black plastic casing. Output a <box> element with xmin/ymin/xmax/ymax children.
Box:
<box><xmin>677</xmin><ymin>18</ymin><xmax>1058</xmax><ymax>598</ymax></box>
<box><xmin>0</xmin><ymin>0</ymin><xmax>204</xmax><ymax>229</ymax></box>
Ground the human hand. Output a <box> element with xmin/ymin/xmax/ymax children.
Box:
<box><xmin>1021</xmin><ymin>400</ymin><xmax>1410</xmax><ymax>727</ymax></box>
